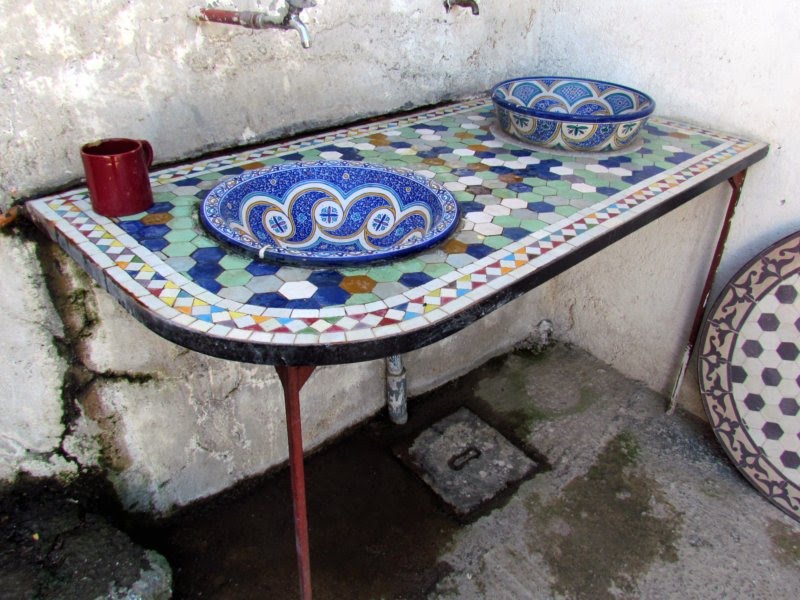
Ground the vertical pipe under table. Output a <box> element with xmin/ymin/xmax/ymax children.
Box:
<box><xmin>275</xmin><ymin>365</ymin><xmax>316</xmax><ymax>600</ymax></box>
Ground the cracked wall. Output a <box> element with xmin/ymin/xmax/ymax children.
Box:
<box><xmin>0</xmin><ymin>0</ymin><xmax>542</xmax><ymax>514</ymax></box>
<box><xmin>3</xmin><ymin>0</ymin><xmax>797</xmax><ymax>514</ymax></box>
<box><xmin>0</xmin><ymin>232</ymin><xmax>72</xmax><ymax>480</ymax></box>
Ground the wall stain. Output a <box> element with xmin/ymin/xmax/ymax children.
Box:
<box><xmin>527</xmin><ymin>432</ymin><xmax>682</xmax><ymax>599</ymax></box>
<box><xmin>33</xmin><ymin>229</ymin><xmax>153</xmax><ymax>473</ymax></box>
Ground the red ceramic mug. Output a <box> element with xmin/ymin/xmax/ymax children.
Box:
<box><xmin>81</xmin><ymin>138</ymin><xmax>154</xmax><ymax>217</ymax></box>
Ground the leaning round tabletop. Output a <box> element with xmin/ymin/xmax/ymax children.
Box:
<box><xmin>698</xmin><ymin>230</ymin><xmax>800</xmax><ymax>522</ymax></box>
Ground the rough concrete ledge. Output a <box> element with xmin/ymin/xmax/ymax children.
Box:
<box><xmin>0</xmin><ymin>476</ymin><xmax>172</xmax><ymax>600</ymax></box>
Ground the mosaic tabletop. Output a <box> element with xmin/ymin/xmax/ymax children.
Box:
<box><xmin>27</xmin><ymin>96</ymin><xmax>767</xmax><ymax>365</ymax></box>
<box><xmin>698</xmin><ymin>231</ymin><xmax>800</xmax><ymax>522</ymax></box>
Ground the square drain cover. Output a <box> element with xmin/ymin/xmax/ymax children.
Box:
<box><xmin>396</xmin><ymin>408</ymin><xmax>537</xmax><ymax>517</ymax></box>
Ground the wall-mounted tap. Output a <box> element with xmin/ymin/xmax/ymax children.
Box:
<box><xmin>188</xmin><ymin>0</ymin><xmax>316</xmax><ymax>49</ymax></box>
<box><xmin>444</xmin><ymin>0</ymin><xmax>480</xmax><ymax>15</ymax></box>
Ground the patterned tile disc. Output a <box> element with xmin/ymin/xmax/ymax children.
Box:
<box><xmin>698</xmin><ymin>230</ymin><xmax>800</xmax><ymax>521</ymax></box>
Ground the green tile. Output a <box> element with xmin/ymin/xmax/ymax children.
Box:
<box><xmin>164</xmin><ymin>229</ymin><xmax>198</xmax><ymax>243</ymax></box>
<box><xmin>220</xmin><ymin>254</ymin><xmax>251</xmax><ymax>270</ymax></box>
<box><xmin>366</xmin><ymin>265</ymin><xmax>403</xmax><ymax>282</ymax></box>
<box><xmin>346</xmin><ymin>292</ymin><xmax>379</xmax><ymax>305</ymax></box>
<box><xmin>162</xmin><ymin>242</ymin><xmax>197</xmax><ymax>258</ymax></box>
<box><xmin>519</xmin><ymin>219</ymin><xmax>549</xmax><ymax>232</ymax></box>
<box><xmin>168</xmin><ymin>217</ymin><xmax>196</xmax><ymax>230</ymax></box>
<box><xmin>436</xmin><ymin>173</ymin><xmax>459</xmax><ymax>182</ymax></box>
<box><xmin>454</xmin><ymin>191</ymin><xmax>476</xmax><ymax>202</ymax></box>
<box><xmin>484</xmin><ymin>235</ymin><xmax>513</xmax><ymax>249</ymax></box>
<box><xmin>422</xmin><ymin>263</ymin><xmax>454</xmax><ymax>278</ymax></box>
<box><xmin>518</xmin><ymin>192</ymin><xmax>544</xmax><ymax>202</ymax></box>
<box><xmin>393</xmin><ymin>258</ymin><xmax>426</xmax><ymax>273</ymax></box>
<box><xmin>492</xmin><ymin>188</ymin><xmax>517</xmax><ymax>199</ymax></box>
<box><xmin>193</xmin><ymin>236</ymin><xmax>219</xmax><ymax>249</ymax></box>
<box><xmin>216</xmin><ymin>269</ymin><xmax>252</xmax><ymax>287</ymax></box>
<box><xmin>532</xmin><ymin>186</ymin><xmax>557</xmax><ymax>197</ymax></box>
<box><xmin>169</xmin><ymin>205</ymin><xmax>194</xmax><ymax>218</ymax></box>
<box><xmin>340</xmin><ymin>267</ymin><xmax>370</xmax><ymax>276</ymax></box>
<box><xmin>493</xmin><ymin>215</ymin><xmax>522</xmax><ymax>228</ymax></box>
<box><xmin>555</xmin><ymin>205</ymin><xmax>578</xmax><ymax>217</ymax></box>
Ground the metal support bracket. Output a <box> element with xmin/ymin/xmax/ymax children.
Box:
<box><xmin>667</xmin><ymin>169</ymin><xmax>748</xmax><ymax>414</ymax></box>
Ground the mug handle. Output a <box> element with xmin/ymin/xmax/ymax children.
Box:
<box><xmin>139</xmin><ymin>140</ymin><xmax>154</xmax><ymax>169</ymax></box>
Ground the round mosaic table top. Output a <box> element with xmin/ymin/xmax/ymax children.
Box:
<box><xmin>699</xmin><ymin>230</ymin><xmax>800</xmax><ymax>522</ymax></box>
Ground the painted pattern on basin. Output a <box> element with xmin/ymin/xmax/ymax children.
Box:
<box><xmin>492</xmin><ymin>77</ymin><xmax>655</xmax><ymax>152</ymax></box>
<box><xmin>200</xmin><ymin>161</ymin><xmax>459</xmax><ymax>265</ymax></box>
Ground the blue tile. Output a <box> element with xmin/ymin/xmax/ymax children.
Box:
<box><xmin>245</xmin><ymin>261</ymin><xmax>280</xmax><ymax>276</ymax></box>
<box><xmin>149</xmin><ymin>201</ymin><xmax>174</xmax><ymax>213</ymax></box>
<box><xmin>459</xmin><ymin>201</ymin><xmax>489</xmax><ymax>213</ymax></box>
<box><xmin>489</xmin><ymin>166</ymin><xmax>514</xmax><ymax>175</ymax></box>
<box><xmin>193</xmin><ymin>277</ymin><xmax>222</xmax><ymax>293</ymax></box>
<box><xmin>666</xmin><ymin>152</ymin><xmax>695</xmax><ymax>165</ymax></box>
<box><xmin>623</xmin><ymin>165</ymin><xmax>664</xmax><ymax>184</ymax></box>
<box><xmin>173</xmin><ymin>177</ymin><xmax>203</xmax><ymax>188</ymax></box>
<box><xmin>188</xmin><ymin>263</ymin><xmax>223</xmax><ymax>279</ymax></box>
<box><xmin>529</xmin><ymin>202</ymin><xmax>555</xmax><ymax>213</ymax></box>
<box><xmin>118</xmin><ymin>221</ymin><xmax>145</xmax><ymax>235</ymax></box>
<box><xmin>310</xmin><ymin>285</ymin><xmax>349</xmax><ymax>305</ymax></box>
<box><xmin>502</xmin><ymin>227</ymin><xmax>531</xmax><ymax>241</ymax></box>
<box><xmin>596</xmin><ymin>186</ymin><xmax>619</xmax><ymax>196</ymax></box>
<box><xmin>644</xmin><ymin>124</ymin><xmax>668</xmax><ymax>137</ymax></box>
<box><xmin>249</xmin><ymin>292</ymin><xmax>289</xmax><ymax>308</ymax></box>
<box><xmin>398</xmin><ymin>272</ymin><xmax>433</xmax><ymax>287</ymax></box>
<box><xmin>141</xmin><ymin>238</ymin><xmax>169</xmax><ymax>252</ymax></box>
<box><xmin>192</xmin><ymin>247</ymin><xmax>226</xmax><ymax>263</ymax></box>
<box><xmin>507</xmin><ymin>182</ymin><xmax>533</xmax><ymax>194</ymax></box>
<box><xmin>308</xmin><ymin>270</ymin><xmax>345</xmax><ymax>287</ymax></box>
<box><xmin>465</xmin><ymin>244</ymin><xmax>494</xmax><ymax>259</ymax></box>
<box><xmin>285</xmin><ymin>297</ymin><xmax>323</xmax><ymax>310</ymax></box>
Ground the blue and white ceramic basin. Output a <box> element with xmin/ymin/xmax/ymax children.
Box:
<box><xmin>492</xmin><ymin>76</ymin><xmax>655</xmax><ymax>152</ymax></box>
<box><xmin>200</xmin><ymin>161</ymin><xmax>460</xmax><ymax>265</ymax></box>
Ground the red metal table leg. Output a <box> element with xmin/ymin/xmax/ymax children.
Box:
<box><xmin>667</xmin><ymin>169</ymin><xmax>748</xmax><ymax>413</ymax></box>
<box><xmin>275</xmin><ymin>365</ymin><xmax>316</xmax><ymax>600</ymax></box>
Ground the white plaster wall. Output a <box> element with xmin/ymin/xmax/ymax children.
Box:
<box><xmin>0</xmin><ymin>235</ymin><xmax>73</xmax><ymax>480</ymax></box>
<box><xmin>2</xmin><ymin>0</ymin><xmax>797</xmax><ymax>512</ymax></box>
<box><xmin>0</xmin><ymin>0</ymin><xmax>538</xmax><ymax>204</ymax></box>
<box><xmin>536</xmin><ymin>0</ymin><xmax>799</xmax><ymax>289</ymax></box>
<box><xmin>527</xmin><ymin>0</ymin><xmax>800</xmax><ymax>406</ymax></box>
<box><xmin>0</xmin><ymin>0</ymin><xmax>543</xmax><ymax>513</ymax></box>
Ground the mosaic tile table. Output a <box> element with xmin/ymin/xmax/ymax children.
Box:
<box><xmin>27</xmin><ymin>97</ymin><xmax>768</xmax><ymax>599</ymax></box>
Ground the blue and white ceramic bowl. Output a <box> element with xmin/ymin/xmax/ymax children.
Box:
<box><xmin>492</xmin><ymin>76</ymin><xmax>655</xmax><ymax>152</ymax></box>
<box><xmin>200</xmin><ymin>161</ymin><xmax>460</xmax><ymax>265</ymax></box>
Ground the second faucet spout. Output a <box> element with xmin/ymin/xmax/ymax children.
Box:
<box><xmin>444</xmin><ymin>0</ymin><xmax>480</xmax><ymax>15</ymax></box>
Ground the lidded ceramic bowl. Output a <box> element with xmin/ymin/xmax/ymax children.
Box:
<box><xmin>491</xmin><ymin>76</ymin><xmax>655</xmax><ymax>152</ymax></box>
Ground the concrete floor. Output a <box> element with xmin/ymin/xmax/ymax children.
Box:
<box><xmin>150</xmin><ymin>342</ymin><xmax>800</xmax><ymax>599</ymax></box>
